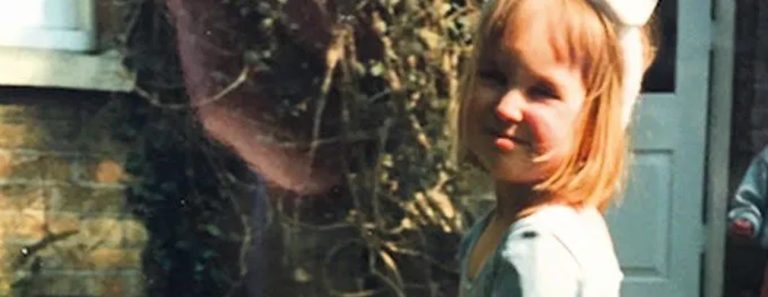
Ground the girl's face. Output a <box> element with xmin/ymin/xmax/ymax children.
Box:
<box><xmin>465</xmin><ymin>14</ymin><xmax>587</xmax><ymax>184</ymax></box>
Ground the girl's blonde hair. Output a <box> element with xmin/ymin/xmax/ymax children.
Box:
<box><xmin>449</xmin><ymin>0</ymin><xmax>657</xmax><ymax>210</ymax></box>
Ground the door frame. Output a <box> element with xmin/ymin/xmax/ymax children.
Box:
<box><xmin>705</xmin><ymin>0</ymin><xmax>735</xmax><ymax>297</ymax></box>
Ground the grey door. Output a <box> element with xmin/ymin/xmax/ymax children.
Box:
<box><xmin>604</xmin><ymin>0</ymin><xmax>711</xmax><ymax>296</ymax></box>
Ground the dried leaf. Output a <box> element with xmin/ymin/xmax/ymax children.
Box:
<box><xmin>378</xmin><ymin>250</ymin><xmax>405</xmax><ymax>287</ymax></box>
<box><xmin>418</xmin><ymin>28</ymin><xmax>441</xmax><ymax>50</ymax></box>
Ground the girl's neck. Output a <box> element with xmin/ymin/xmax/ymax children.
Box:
<box><xmin>493</xmin><ymin>181</ymin><xmax>553</xmax><ymax>223</ymax></box>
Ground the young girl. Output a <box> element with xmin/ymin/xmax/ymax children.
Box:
<box><xmin>451</xmin><ymin>0</ymin><xmax>658</xmax><ymax>296</ymax></box>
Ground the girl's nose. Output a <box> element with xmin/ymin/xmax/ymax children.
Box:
<box><xmin>495</xmin><ymin>89</ymin><xmax>525</xmax><ymax>123</ymax></box>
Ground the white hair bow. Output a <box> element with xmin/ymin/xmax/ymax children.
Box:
<box><xmin>589</xmin><ymin>0</ymin><xmax>658</xmax><ymax>128</ymax></box>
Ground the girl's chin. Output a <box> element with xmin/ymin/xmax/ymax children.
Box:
<box><xmin>488</xmin><ymin>169</ymin><xmax>542</xmax><ymax>184</ymax></box>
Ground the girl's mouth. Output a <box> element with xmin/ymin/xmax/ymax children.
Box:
<box><xmin>486</xmin><ymin>127</ymin><xmax>528</xmax><ymax>151</ymax></box>
<box><xmin>494</xmin><ymin>137</ymin><xmax>517</xmax><ymax>151</ymax></box>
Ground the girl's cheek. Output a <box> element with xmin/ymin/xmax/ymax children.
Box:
<box><xmin>524</xmin><ymin>108</ymin><xmax>565</xmax><ymax>153</ymax></box>
<box><xmin>467</xmin><ymin>90</ymin><xmax>499</xmax><ymax>117</ymax></box>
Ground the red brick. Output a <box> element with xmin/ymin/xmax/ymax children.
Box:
<box><xmin>0</xmin><ymin>121</ymin><xmax>78</xmax><ymax>150</ymax></box>
<box><xmin>46</xmin><ymin>212</ymin><xmax>81</xmax><ymax>235</ymax></box>
<box><xmin>75</xmin><ymin>158</ymin><xmax>128</xmax><ymax>185</ymax></box>
<box><xmin>80</xmin><ymin>218</ymin><xmax>148</xmax><ymax>248</ymax></box>
<box><xmin>52</xmin><ymin>186</ymin><xmax>127</xmax><ymax>214</ymax></box>
<box><xmin>0</xmin><ymin>211</ymin><xmax>45</xmax><ymax>242</ymax></box>
<box><xmin>0</xmin><ymin>151</ymin><xmax>73</xmax><ymax>181</ymax></box>
<box><xmin>0</xmin><ymin>184</ymin><xmax>46</xmax><ymax>211</ymax></box>
<box><xmin>12</xmin><ymin>245</ymin><xmax>142</xmax><ymax>271</ymax></box>
<box><xmin>19</xmin><ymin>272</ymin><xmax>144</xmax><ymax>297</ymax></box>
<box><xmin>86</xmin><ymin>248</ymin><xmax>142</xmax><ymax>270</ymax></box>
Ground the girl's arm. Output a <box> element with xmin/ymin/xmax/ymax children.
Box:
<box><xmin>728</xmin><ymin>148</ymin><xmax>768</xmax><ymax>244</ymax></box>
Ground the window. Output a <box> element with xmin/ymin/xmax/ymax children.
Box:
<box><xmin>0</xmin><ymin>0</ymin><xmax>95</xmax><ymax>52</ymax></box>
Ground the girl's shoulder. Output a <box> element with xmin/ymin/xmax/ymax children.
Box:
<box><xmin>500</xmin><ymin>205</ymin><xmax>623</xmax><ymax>281</ymax></box>
<box><xmin>507</xmin><ymin>204</ymin><xmax>605</xmax><ymax>237</ymax></box>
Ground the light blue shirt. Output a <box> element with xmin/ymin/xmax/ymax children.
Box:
<box><xmin>728</xmin><ymin>147</ymin><xmax>768</xmax><ymax>247</ymax></box>
<box><xmin>458</xmin><ymin>205</ymin><xmax>623</xmax><ymax>297</ymax></box>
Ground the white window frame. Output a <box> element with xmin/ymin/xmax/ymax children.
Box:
<box><xmin>0</xmin><ymin>0</ymin><xmax>134</xmax><ymax>92</ymax></box>
<box><xmin>0</xmin><ymin>0</ymin><xmax>96</xmax><ymax>52</ymax></box>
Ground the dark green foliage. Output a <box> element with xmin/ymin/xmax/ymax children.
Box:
<box><xmin>118</xmin><ymin>0</ymin><xmax>483</xmax><ymax>296</ymax></box>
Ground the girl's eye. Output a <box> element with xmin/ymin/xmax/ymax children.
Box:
<box><xmin>478</xmin><ymin>69</ymin><xmax>507</xmax><ymax>87</ymax></box>
<box><xmin>528</xmin><ymin>83</ymin><xmax>559</xmax><ymax>100</ymax></box>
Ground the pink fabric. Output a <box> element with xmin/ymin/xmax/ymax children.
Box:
<box><xmin>164</xmin><ymin>0</ymin><xmax>340</xmax><ymax>194</ymax></box>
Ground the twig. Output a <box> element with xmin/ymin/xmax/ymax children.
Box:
<box><xmin>134</xmin><ymin>66</ymin><xmax>250</xmax><ymax>110</ymax></box>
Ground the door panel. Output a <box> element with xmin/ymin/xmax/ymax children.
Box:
<box><xmin>604</xmin><ymin>0</ymin><xmax>711</xmax><ymax>296</ymax></box>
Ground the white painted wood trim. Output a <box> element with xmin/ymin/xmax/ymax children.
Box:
<box><xmin>704</xmin><ymin>0</ymin><xmax>735</xmax><ymax>296</ymax></box>
<box><xmin>0</xmin><ymin>48</ymin><xmax>135</xmax><ymax>92</ymax></box>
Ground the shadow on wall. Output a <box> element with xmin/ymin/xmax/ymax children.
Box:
<box><xmin>0</xmin><ymin>87</ymin><xmax>146</xmax><ymax>297</ymax></box>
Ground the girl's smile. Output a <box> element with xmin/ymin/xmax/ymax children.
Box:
<box><xmin>464</xmin><ymin>8</ymin><xmax>588</xmax><ymax>183</ymax></box>
<box><xmin>486</xmin><ymin>125</ymin><xmax>530</xmax><ymax>152</ymax></box>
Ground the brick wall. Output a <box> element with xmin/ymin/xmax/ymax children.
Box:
<box><xmin>0</xmin><ymin>88</ymin><xmax>146</xmax><ymax>297</ymax></box>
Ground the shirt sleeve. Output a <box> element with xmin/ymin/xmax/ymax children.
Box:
<box><xmin>493</xmin><ymin>229</ymin><xmax>581</xmax><ymax>297</ymax></box>
<box><xmin>728</xmin><ymin>148</ymin><xmax>768</xmax><ymax>241</ymax></box>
